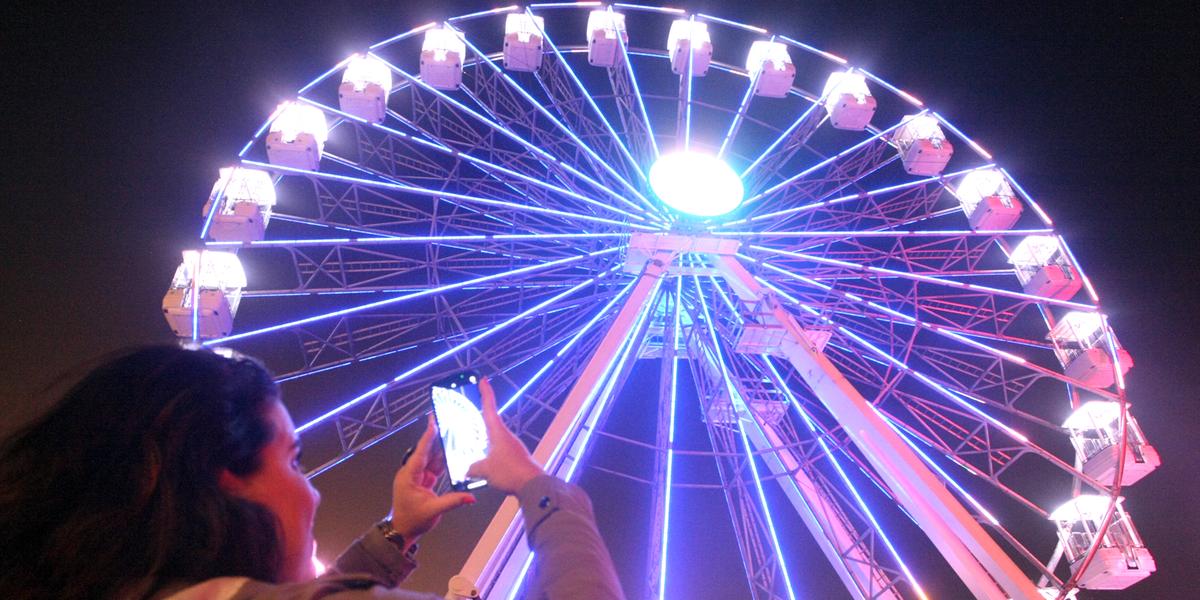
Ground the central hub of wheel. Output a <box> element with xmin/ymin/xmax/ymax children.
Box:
<box><xmin>648</xmin><ymin>151</ymin><xmax>745</xmax><ymax>218</ymax></box>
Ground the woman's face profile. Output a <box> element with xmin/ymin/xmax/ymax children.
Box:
<box><xmin>221</xmin><ymin>399</ymin><xmax>322</xmax><ymax>582</ymax></box>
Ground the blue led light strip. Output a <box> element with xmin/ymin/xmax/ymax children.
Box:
<box><xmin>296</xmin><ymin>266</ymin><xmax>619</xmax><ymax>434</ymax></box>
<box><xmin>206</xmin><ymin>247</ymin><xmax>617</xmax><ymax>346</ymax></box>
<box><xmin>657</xmin><ymin>276</ymin><xmax>682</xmax><ymax>600</ymax></box>
<box><xmin>690</xmin><ymin>270</ymin><xmax>798</xmax><ymax>600</ymax></box>
<box><xmin>707</xmin><ymin>275</ymin><xmax>925</xmax><ymax>598</ymax></box>
<box><xmin>740</xmin><ymin>115</ymin><xmax>914</xmax><ymax>209</ymax></box>
<box><xmin>298</xmin><ymin>96</ymin><xmax>652</xmax><ymax>224</ymax></box>
<box><xmin>527</xmin><ymin>7</ymin><xmax>651</xmax><ymax>189</ymax></box>
<box><xmin>498</xmin><ymin>276</ymin><xmax>639</xmax><ymax>415</ymax></box>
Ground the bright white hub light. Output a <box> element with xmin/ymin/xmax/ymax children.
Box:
<box><xmin>649</xmin><ymin>152</ymin><xmax>745</xmax><ymax>218</ymax></box>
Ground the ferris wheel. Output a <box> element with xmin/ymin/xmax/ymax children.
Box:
<box><xmin>161</xmin><ymin>4</ymin><xmax>1161</xmax><ymax>599</ymax></box>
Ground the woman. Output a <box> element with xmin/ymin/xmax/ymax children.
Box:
<box><xmin>0</xmin><ymin>345</ymin><xmax>623</xmax><ymax>599</ymax></box>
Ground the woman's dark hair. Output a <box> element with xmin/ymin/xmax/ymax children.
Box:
<box><xmin>0</xmin><ymin>345</ymin><xmax>284</xmax><ymax>599</ymax></box>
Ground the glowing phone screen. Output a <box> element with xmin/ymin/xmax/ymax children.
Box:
<box><xmin>431</xmin><ymin>375</ymin><xmax>489</xmax><ymax>490</ymax></box>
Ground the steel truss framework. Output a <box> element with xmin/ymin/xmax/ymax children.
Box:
<box><xmin>183</xmin><ymin>4</ymin><xmax>1152</xmax><ymax>599</ymax></box>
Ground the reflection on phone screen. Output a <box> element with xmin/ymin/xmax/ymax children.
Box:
<box><xmin>432</xmin><ymin>384</ymin><xmax>489</xmax><ymax>490</ymax></box>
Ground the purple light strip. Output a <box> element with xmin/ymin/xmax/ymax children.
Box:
<box><xmin>615</xmin><ymin>2</ymin><xmax>685</xmax><ymax>14</ymax></box>
<box><xmin>498</xmin><ymin>276</ymin><xmax>638</xmax><ymax>414</ymax></box>
<box><xmin>557</xmin><ymin>275</ymin><xmax>664</xmax><ymax>478</ymax></box>
<box><xmin>725</xmin><ymin>160</ymin><xmax>992</xmax><ymax>229</ymax></box>
<box><xmin>299</xmin><ymin>97</ymin><xmax>651</xmax><ymax>224</ymax></box>
<box><xmin>715</xmin><ymin>228</ymin><xmax>1053</xmax><ymax>238</ymax></box>
<box><xmin>691</xmin><ymin>273</ymin><xmax>798</xmax><ymax>600</ymax></box>
<box><xmin>858</xmin><ymin>68</ymin><xmax>924</xmax><ymax>107</ymax></box>
<box><xmin>747</xmin><ymin>244</ymin><xmax>1099</xmax><ymax>312</ymax></box>
<box><xmin>207</xmin><ymin>232</ymin><xmax>628</xmax><ymax>249</ymax></box>
<box><xmin>205</xmin><ymin>247</ymin><xmax>617</xmax><ymax>345</ymax></box>
<box><xmin>931</xmin><ymin>111</ymin><xmax>993</xmax><ymax>160</ymax></box>
<box><xmin>367</xmin><ymin>21</ymin><xmax>437</xmax><ymax>51</ymax></box>
<box><xmin>751</xmin><ymin>259</ymin><xmax>1034</xmax><ymax>366</ymax></box>
<box><xmin>446</xmin><ymin>4</ymin><xmax>519</xmax><ymax>23</ymax></box>
<box><xmin>1056</xmin><ymin>235</ymin><xmax>1100</xmax><ymax>303</ymax></box>
<box><xmin>740</xmin><ymin>100</ymin><xmax>824</xmax><ymax>178</ymax></box>
<box><xmin>747</xmin><ymin>272</ymin><xmax>1033</xmax><ymax>441</ymax></box>
<box><xmin>706</xmin><ymin>278</ymin><xmax>925</xmax><ymax>597</ymax></box>
<box><xmin>696</xmin><ymin>13</ymin><xmax>767</xmax><ymax>34</ymax></box>
<box><xmin>298</xmin><ymin>53</ymin><xmax>359</xmax><ymax>95</ymax></box>
<box><xmin>199</xmin><ymin>175</ymin><xmax>232</xmax><ymax>240</ymax></box>
<box><xmin>241</xmin><ymin>158</ymin><xmax>652</xmax><ymax>231</ymax></box>
<box><xmin>761</xmin><ymin>359</ymin><xmax>928</xmax><ymax>599</ymax></box>
<box><xmin>525</xmin><ymin>8</ymin><xmax>654</xmax><ymax>192</ymax></box>
<box><xmin>740</xmin><ymin>116</ymin><xmax>912</xmax><ymax>209</ymax></box>
<box><xmin>657</xmin><ymin>276</ymin><xmax>683</xmax><ymax>600</ymax></box>
<box><xmin>717</xmin><ymin>65</ymin><xmax>762</xmax><ymax>159</ymax></box>
<box><xmin>775</xmin><ymin>34</ymin><xmax>848</xmax><ymax>65</ymax></box>
<box><xmin>529</xmin><ymin>1</ymin><xmax>601</xmax><ymax>9</ymax></box>
<box><xmin>883</xmin><ymin>412</ymin><xmax>1001</xmax><ymax>526</ymax></box>
<box><xmin>375</xmin><ymin>48</ymin><xmax>664</xmax><ymax>223</ymax></box>
<box><xmin>681</xmin><ymin>16</ymin><xmax>696</xmax><ymax>152</ymax></box>
<box><xmin>238</xmin><ymin>102</ymin><xmax>287</xmax><ymax>158</ymax></box>
<box><xmin>612</xmin><ymin>5</ymin><xmax>660</xmax><ymax>160</ymax></box>
<box><xmin>297</xmin><ymin>266</ymin><xmax>618</xmax><ymax>434</ymax></box>
<box><xmin>999</xmin><ymin>168</ymin><xmax>1054</xmax><ymax>226</ymax></box>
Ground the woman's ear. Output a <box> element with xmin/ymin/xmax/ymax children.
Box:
<box><xmin>218</xmin><ymin>468</ymin><xmax>248</xmax><ymax>495</ymax></box>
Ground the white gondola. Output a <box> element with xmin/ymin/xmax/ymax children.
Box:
<box><xmin>1009</xmin><ymin>235</ymin><xmax>1083</xmax><ymax>300</ymax></box>
<box><xmin>954</xmin><ymin>168</ymin><xmax>1023</xmax><ymax>231</ymax></box>
<box><xmin>746</xmin><ymin>41</ymin><xmax>795</xmax><ymax>98</ymax></box>
<box><xmin>503</xmin><ymin>13</ymin><xmax>545</xmax><ymax>72</ymax></box>
<box><xmin>420</xmin><ymin>27</ymin><xmax>466</xmax><ymax>90</ymax></box>
<box><xmin>1049</xmin><ymin>495</ymin><xmax>1155</xmax><ymax>589</ymax></box>
<box><xmin>265</xmin><ymin>102</ymin><xmax>328</xmax><ymax>171</ymax></box>
<box><xmin>587</xmin><ymin>10</ymin><xmax>627</xmax><ymax>68</ymax></box>
<box><xmin>667</xmin><ymin>20</ymin><xmax>712</xmax><ymax>76</ymax></box>
<box><xmin>162</xmin><ymin>250</ymin><xmax>247</xmax><ymax>339</ymax></box>
<box><xmin>339</xmin><ymin>54</ymin><xmax>392</xmax><ymax>123</ymax></box>
<box><xmin>201</xmin><ymin>167</ymin><xmax>277</xmax><ymax>242</ymax></box>
<box><xmin>893</xmin><ymin>114</ymin><xmax>954</xmax><ymax>175</ymax></box>
<box><xmin>1064</xmin><ymin>401</ymin><xmax>1160</xmax><ymax>486</ymax></box>
<box><xmin>1048</xmin><ymin>312</ymin><xmax>1133</xmax><ymax>388</ymax></box>
<box><xmin>821</xmin><ymin>71</ymin><xmax>876</xmax><ymax>130</ymax></box>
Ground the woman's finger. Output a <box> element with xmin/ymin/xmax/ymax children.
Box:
<box><xmin>403</xmin><ymin>416</ymin><xmax>437</xmax><ymax>474</ymax></box>
<box><xmin>478</xmin><ymin>377</ymin><xmax>503</xmax><ymax>430</ymax></box>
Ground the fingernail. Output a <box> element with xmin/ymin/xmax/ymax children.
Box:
<box><xmin>466</xmin><ymin>496</ymin><xmax>477</xmax><ymax>504</ymax></box>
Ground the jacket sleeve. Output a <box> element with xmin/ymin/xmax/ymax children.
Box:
<box><xmin>333</xmin><ymin>524</ymin><xmax>419</xmax><ymax>588</ymax></box>
<box><xmin>223</xmin><ymin>525</ymin><xmax>442</xmax><ymax>599</ymax></box>
<box><xmin>516</xmin><ymin>475</ymin><xmax>625</xmax><ymax>600</ymax></box>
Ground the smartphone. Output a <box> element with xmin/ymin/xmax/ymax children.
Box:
<box><xmin>430</xmin><ymin>371</ymin><xmax>489</xmax><ymax>491</ymax></box>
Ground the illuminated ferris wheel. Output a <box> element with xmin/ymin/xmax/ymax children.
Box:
<box><xmin>162</xmin><ymin>4</ymin><xmax>1161</xmax><ymax>599</ymax></box>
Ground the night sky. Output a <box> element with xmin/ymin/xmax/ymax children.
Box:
<box><xmin>3</xmin><ymin>1</ymin><xmax>1198</xmax><ymax>598</ymax></box>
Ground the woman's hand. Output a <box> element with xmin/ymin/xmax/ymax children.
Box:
<box><xmin>388</xmin><ymin>415</ymin><xmax>476</xmax><ymax>546</ymax></box>
<box><xmin>466</xmin><ymin>377</ymin><xmax>544</xmax><ymax>494</ymax></box>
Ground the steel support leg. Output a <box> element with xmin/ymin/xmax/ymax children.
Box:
<box><xmin>748</xmin><ymin>414</ymin><xmax>902</xmax><ymax>600</ymax></box>
<box><xmin>643</xmin><ymin>283</ymin><xmax>679</xmax><ymax>600</ymax></box>
<box><xmin>711</xmin><ymin>252</ymin><xmax>1040</xmax><ymax>600</ymax></box>
<box><xmin>452</xmin><ymin>251</ymin><xmax>675</xmax><ymax>597</ymax></box>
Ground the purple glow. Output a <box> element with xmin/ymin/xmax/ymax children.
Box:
<box><xmin>206</xmin><ymin>248</ymin><xmax>616</xmax><ymax>346</ymax></box>
<box><xmin>297</xmin><ymin>266</ymin><xmax>617</xmax><ymax>434</ymax></box>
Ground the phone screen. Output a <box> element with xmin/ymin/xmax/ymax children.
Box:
<box><xmin>430</xmin><ymin>372</ymin><xmax>489</xmax><ymax>491</ymax></box>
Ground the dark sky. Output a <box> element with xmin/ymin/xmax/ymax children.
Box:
<box><xmin>3</xmin><ymin>1</ymin><xmax>1198</xmax><ymax>598</ymax></box>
